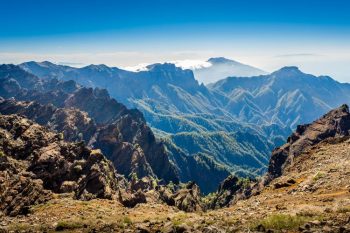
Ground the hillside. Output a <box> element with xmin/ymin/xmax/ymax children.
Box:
<box><xmin>210</xmin><ymin>66</ymin><xmax>350</xmax><ymax>129</ymax></box>
<box><xmin>0</xmin><ymin>64</ymin><xmax>233</xmax><ymax>193</ymax></box>
<box><xmin>1</xmin><ymin>105</ymin><xmax>350</xmax><ymax>232</ymax></box>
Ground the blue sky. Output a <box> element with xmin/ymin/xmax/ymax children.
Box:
<box><xmin>1</xmin><ymin>0</ymin><xmax>350</xmax><ymax>81</ymax></box>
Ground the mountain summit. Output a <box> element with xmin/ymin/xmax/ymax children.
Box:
<box><xmin>193</xmin><ymin>57</ymin><xmax>267</xmax><ymax>84</ymax></box>
<box><xmin>272</xmin><ymin>66</ymin><xmax>304</xmax><ymax>77</ymax></box>
<box><xmin>207</xmin><ymin>57</ymin><xmax>241</xmax><ymax>65</ymax></box>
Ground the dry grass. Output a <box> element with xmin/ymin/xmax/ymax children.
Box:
<box><xmin>251</xmin><ymin>214</ymin><xmax>317</xmax><ymax>232</ymax></box>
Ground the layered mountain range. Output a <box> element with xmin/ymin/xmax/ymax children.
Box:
<box><xmin>0</xmin><ymin>64</ymin><xmax>233</xmax><ymax>193</ymax></box>
<box><xmin>19</xmin><ymin>59</ymin><xmax>350</xmax><ymax>194</ymax></box>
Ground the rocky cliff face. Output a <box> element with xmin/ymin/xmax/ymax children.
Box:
<box><xmin>267</xmin><ymin>104</ymin><xmax>350</xmax><ymax>180</ymax></box>
<box><xmin>0</xmin><ymin>64</ymin><xmax>179</xmax><ymax>184</ymax></box>
<box><xmin>0</xmin><ymin>114</ymin><xmax>122</xmax><ymax>216</ymax></box>
<box><xmin>209</xmin><ymin>104</ymin><xmax>350</xmax><ymax>209</ymax></box>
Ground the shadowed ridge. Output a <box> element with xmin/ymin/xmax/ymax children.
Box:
<box><xmin>268</xmin><ymin>104</ymin><xmax>350</xmax><ymax>180</ymax></box>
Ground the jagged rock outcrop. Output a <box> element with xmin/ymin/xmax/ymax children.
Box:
<box><xmin>0</xmin><ymin>64</ymin><xmax>179</xmax><ymax>183</ymax></box>
<box><xmin>130</xmin><ymin>176</ymin><xmax>156</xmax><ymax>192</ymax></box>
<box><xmin>268</xmin><ymin>104</ymin><xmax>350</xmax><ymax>180</ymax></box>
<box><xmin>0</xmin><ymin>98</ymin><xmax>96</xmax><ymax>142</ymax></box>
<box><xmin>0</xmin><ymin>153</ymin><xmax>52</xmax><ymax>216</ymax></box>
<box><xmin>118</xmin><ymin>190</ymin><xmax>147</xmax><ymax>208</ymax></box>
<box><xmin>0</xmin><ymin>114</ymin><xmax>122</xmax><ymax>215</ymax></box>
<box><xmin>158</xmin><ymin>182</ymin><xmax>203</xmax><ymax>212</ymax></box>
<box><xmin>171</xmin><ymin>182</ymin><xmax>203</xmax><ymax>212</ymax></box>
<box><xmin>210</xmin><ymin>175</ymin><xmax>252</xmax><ymax>208</ymax></box>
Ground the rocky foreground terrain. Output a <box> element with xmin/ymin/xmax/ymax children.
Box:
<box><xmin>1</xmin><ymin>103</ymin><xmax>350</xmax><ymax>232</ymax></box>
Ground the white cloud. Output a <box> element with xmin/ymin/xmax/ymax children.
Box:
<box><xmin>123</xmin><ymin>63</ymin><xmax>150</xmax><ymax>72</ymax></box>
<box><xmin>123</xmin><ymin>59</ymin><xmax>212</xmax><ymax>71</ymax></box>
<box><xmin>171</xmin><ymin>59</ymin><xmax>212</xmax><ymax>70</ymax></box>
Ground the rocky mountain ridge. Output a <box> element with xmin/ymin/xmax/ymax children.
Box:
<box><xmin>267</xmin><ymin>103</ymin><xmax>350</xmax><ymax>179</ymax></box>
<box><xmin>0</xmin><ymin>64</ymin><xmax>178</xmax><ymax>184</ymax></box>
<box><xmin>2</xmin><ymin>105</ymin><xmax>350</xmax><ymax>232</ymax></box>
<box><xmin>212</xmin><ymin>104</ymin><xmax>350</xmax><ymax>208</ymax></box>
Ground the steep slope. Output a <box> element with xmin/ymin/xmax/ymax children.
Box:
<box><xmin>267</xmin><ymin>104</ymin><xmax>350</xmax><ymax>180</ymax></box>
<box><xmin>210</xmin><ymin>66</ymin><xmax>350</xmax><ymax>129</ymax></box>
<box><xmin>214</xmin><ymin>104</ymin><xmax>350</xmax><ymax>208</ymax></box>
<box><xmin>0</xmin><ymin>64</ymin><xmax>179</xmax><ymax>184</ymax></box>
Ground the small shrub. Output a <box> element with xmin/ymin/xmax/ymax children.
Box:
<box><xmin>238</xmin><ymin>177</ymin><xmax>251</xmax><ymax>189</ymax></box>
<box><xmin>150</xmin><ymin>176</ymin><xmax>158</xmax><ymax>188</ymax></box>
<box><xmin>130</xmin><ymin>172</ymin><xmax>138</xmax><ymax>182</ymax></box>
<box><xmin>167</xmin><ymin>181</ymin><xmax>175</xmax><ymax>191</ymax></box>
<box><xmin>58</xmin><ymin>132</ymin><xmax>64</xmax><ymax>140</ymax></box>
<box><xmin>123</xmin><ymin>216</ymin><xmax>132</xmax><ymax>225</ymax></box>
<box><xmin>55</xmin><ymin>221</ymin><xmax>83</xmax><ymax>231</ymax></box>
<box><xmin>90</xmin><ymin>149</ymin><xmax>102</xmax><ymax>156</ymax></box>
<box><xmin>252</xmin><ymin>214</ymin><xmax>313</xmax><ymax>231</ymax></box>
<box><xmin>172</xmin><ymin>213</ymin><xmax>187</xmax><ymax>226</ymax></box>
<box><xmin>313</xmin><ymin>172</ymin><xmax>325</xmax><ymax>181</ymax></box>
<box><xmin>201</xmin><ymin>192</ymin><xmax>217</xmax><ymax>205</ymax></box>
<box><xmin>172</xmin><ymin>219</ymin><xmax>183</xmax><ymax>227</ymax></box>
<box><xmin>9</xmin><ymin>223</ymin><xmax>32</xmax><ymax>231</ymax></box>
<box><xmin>297</xmin><ymin>209</ymin><xmax>320</xmax><ymax>217</ymax></box>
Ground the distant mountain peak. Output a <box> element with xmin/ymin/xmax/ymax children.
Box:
<box><xmin>272</xmin><ymin>66</ymin><xmax>304</xmax><ymax>77</ymax></box>
<box><xmin>194</xmin><ymin>57</ymin><xmax>267</xmax><ymax>84</ymax></box>
<box><xmin>84</xmin><ymin>64</ymin><xmax>110</xmax><ymax>70</ymax></box>
<box><xmin>279</xmin><ymin>66</ymin><xmax>300</xmax><ymax>71</ymax></box>
<box><xmin>207</xmin><ymin>57</ymin><xmax>239</xmax><ymax>65</ymax></box>
<box><xmin>40</xmin><ymin>61</ymin><xmax>55</xmax><ymax>66</ymax></box>
<box><xmin>146</xmin><ymin>62</ymin><xmax>179</xmax><ymax>72</ymax></box>
<box><xmin>125</xmin><ymin>62</ymin><xmax>182</xmax><ymax>73</ymax></box>
<box><xmin>24</xmin><ymin>60</ymin><xmax>56</xmax><ymax>68</ymax></box>
<box><xmin>275</xmin><ymin>66</ymin><xmax>301</xmax><ymax>73</ymax></box>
